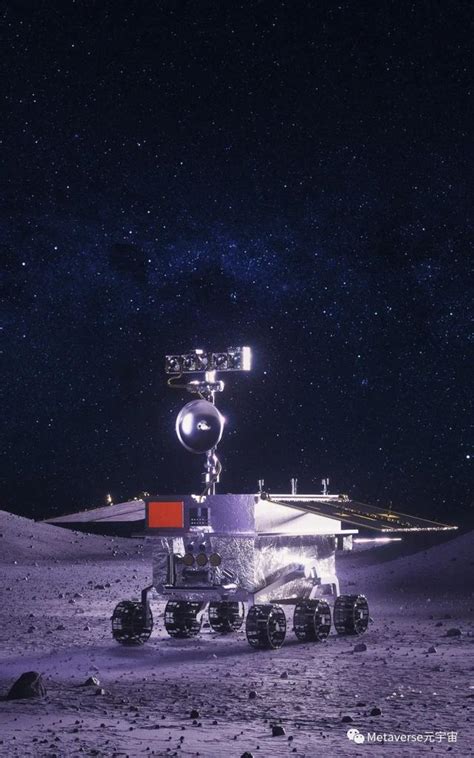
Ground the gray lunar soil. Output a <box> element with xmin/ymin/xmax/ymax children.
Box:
<box><xmin>0</xmin><ymin>510</ymin><xmax>473</xmax><ymax>757</ymax></box>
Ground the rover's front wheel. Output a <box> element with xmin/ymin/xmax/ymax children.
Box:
<box><xmin>111</xmin><ymin>600</ymin><xmax>153</xmax><ymax>645</ymax></box>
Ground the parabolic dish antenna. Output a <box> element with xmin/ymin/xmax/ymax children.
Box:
<box><xmin>176</xmin><ymin>399</ymin><xmax>225</xmax><ymax>454</ymax></box>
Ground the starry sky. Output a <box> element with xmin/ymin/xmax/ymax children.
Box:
<box><xmin>2</xmin><ymin>1</ymin><xmax>472</xmax><ymax>523</ymax></box>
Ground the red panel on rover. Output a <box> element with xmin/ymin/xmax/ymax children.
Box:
<box><xmin>147</xmin><ymin>501</ymin><xmax>184</xmax><ymax>529</ymax></box>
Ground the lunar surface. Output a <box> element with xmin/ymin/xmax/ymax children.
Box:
<box><xmin>0</xmin><ymin>510</ymin><xmax>472</xmax><ymax>757</ymax></box>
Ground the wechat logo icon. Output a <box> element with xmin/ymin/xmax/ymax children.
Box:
<box><xmin>347</xmin><ymin>728</ymin><xmax>366</xmax><ymax>744</ymax></box>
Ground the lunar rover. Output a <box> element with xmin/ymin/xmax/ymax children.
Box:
<box><xmin>110</xmin><ymin>347</ymin><xmax>453</xmax><ymax>649</ymax></box>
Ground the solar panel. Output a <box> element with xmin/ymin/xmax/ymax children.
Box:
<box><xmin>267</xmin><ymin>496</ymin><xmax>457</xmax><ymax>532</ymax></box>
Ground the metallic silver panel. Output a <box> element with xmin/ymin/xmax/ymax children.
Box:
<box><xmin>255</xmin><ymin>497</ymin><xmax>344</xmax><ymax>535</ymax></box>
<box><xmin>149</xmin><ymin>529</ymin><xmax>337</xmax><ymax>600</ymax></box>
<box><xmin>198</xmin><ymin>494</ymin><xmax>256</xmax><ymax>534</ymax></box>
<box><xmin>209</xmin><ymin>535</ymin><xmax>256</xmax><ymax>592</ymax></box>
<box><xmin>144</xmin><ymin>494</ymin><xmax>256</xmax><ymax>535</ymax></box>
<box><xmin>253</xmin><ymin>534</ymin><xmax>336</xmax><ymax>602</ymax></box>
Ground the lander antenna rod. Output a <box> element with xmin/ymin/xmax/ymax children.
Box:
<box><xmin>165</xmin><ymin>346</ymin><xmax>252</xmax><ymax>495</ymax></box>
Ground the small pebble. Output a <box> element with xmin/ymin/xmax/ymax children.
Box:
<box><xmin>272</xmin><ymin>725</ymin><xmax>286</xmax><ymax>737</ymax></box>
<box><xmin>446</xmin><ymin>628</ymin><xmax>461</xmax><ymax>637</ymax></box>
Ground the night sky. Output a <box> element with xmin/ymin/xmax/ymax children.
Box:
<box><xmin>2</xmin><ymin>1</ymin><xmax>472</xmax><ymax>523</ymax></box>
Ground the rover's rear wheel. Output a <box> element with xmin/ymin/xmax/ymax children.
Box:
<box><xmin>208</xmin><ymin>601</ymin><xmax>245</xmax><ymax>634</ymax></box>
<box><xmin>111</xmin><ymin>600</ymin><xmax>153</xmax><ymax>645</ymax></box>
<box><xmin>334</xmin><ymin>594</ymin><xmax>369</xmax><ymax>635</ymax></box>
<box><xmin>164</xmin><ymin>600</ymin><xmax>203</xmax><ymax>638</ymax></box>
<box><xmin>293</xmin><ymin>599</ymin><xmax>331</xmax><ymax>642</ymax></box>
<box><xmin>245</xmin><ymin>604</ymin><xmax>287</xmax><ymax>649</ymax></box>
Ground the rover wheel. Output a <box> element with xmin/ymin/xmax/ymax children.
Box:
<box><xmin>334</xmin><ymin>594</ymin><xmax>369</xmax><ymax>635</ymax></box>
<box><xmin>164</xmin><ymin>600</ymin><xmax>203</xmax><ymax>638</ymax></box>
<box><xmin>111</xmin><ymin>600</ymin><xmax>153</xmax><ymax>645</ymax></box>
<box><xmin>293</xmin><ymin>599</ymin><xmax>331</xmax><ymax>642</ymax></box>
<box><xmin>245</xmin><ymin>604</ymin><xmax>286</xmax><ymax>649</ymax></box>
<box><xmin>208</xmin><ymin>601</ymin><xmax>245</xmax><ymax>634</ymax></box>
